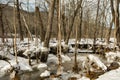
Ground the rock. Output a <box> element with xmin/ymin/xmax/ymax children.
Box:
<box><xmin>0</xmin><ymin>55</ymin><xmax>10</xmax><ymax>60</ymax></box>
<box><xmin>86</xmin><ymin>70</ymin><xmax>105</xmax><ymax>79</ymax></box>
<box><xmin>40</xmin><ymin>51</ymin><xmax>48</xmax><ymax>62</ymax></box>
<box><xmin>62</xmin><ymin>44</ymin><xmax>69</xmax><ymax>54</ymax></box>
<box><xmin>17</xmin><ymin>50</ymin><xmax>27</xmax><ymax>58</ymax></box>
<box><xmin>107</xmin><ymin>62</ymin><xmax>119</xmax><ymax>71</ymax></box>
<box><xmin>49</xmin><ymin>46</ymin><xmax>57</xmax><ymax>55</ymax></box>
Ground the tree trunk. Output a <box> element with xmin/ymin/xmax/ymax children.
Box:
<box><xmin>101</xmin><ymin>1</ymin><xmax>106</xmax><ymax>41</ymax></box>
<box><xmin>73</xmin><ymin>20</ymin><xmax>79</xmax><ymax>73</ymax></box>
<box><xmin>14</xmin><ymin>0</ymin><xmax>18</xmax><ymax>64</ymax></box>
<box><xmin>115</xmin><ymin>0</ymin><xmax>120</xmax><ymax>45</ymax></box>
<box><xmin>35</xmin><ymin>7</ymin><xmax>45</xmax><ymax>42</ymax></box>
<box><xmin>106</xmin><ymin>18</ymin><xmax>114</xmax><ymax>44</ymax></box>
<box><xmin>44</xmin><ymin>0</ymin><xmax>56</xmax><ymax>47</ymax></box>
<box><xmin>16</xmin><ymin>0</ymin><xmax>23</xmax><ymax>41</ymax></box>
<box><xmin>61</xmin><ymin>0</ymin><xmax>67</xmax><ymax>41</ymax></box>
<box><xmin>0</xmin><ymin>6</ymin><xmax>5</xmax><ymax>43</ymax></box>
<box><xmin>93</xmin><ymin>0</ymin><xmax>100</xmax><ymax>52</ymax></box>
<box><xmin>21</xmin><ymin>12</ymin><xmax>33</xmax><ymax>40</ymax></box>
<box><xmin>40</xmin><ymin>0</ymin><xmax>56</xmax><ymax>62</ymax></box>
<box><xmin>65</xmin><ymin>1</ymin><xmax>82</xmax><ymax>44</ymax></box>
<box><xmin>106</xmin><ymin>0</ymin><xmax>115</xmax><ymax>44</ymax></box>
<box><xmin>57</xmin><ymin>0</ymin><xmax>62</xmax><ymax>75</ymax></box>
<box><xmin>78</xmin><ymin>3</ymin><xmax>83</xmax><ymax>41</ymax></box>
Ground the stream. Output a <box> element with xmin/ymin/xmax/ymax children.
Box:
<box><xmin>0</xmin><ymin>53</ymin><xmax>106</xmax><ymax>80</ymax></box>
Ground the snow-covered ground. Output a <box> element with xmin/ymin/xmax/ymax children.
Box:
<box><xmin>0</xmin><ymin>38</ymin><xmax>120</xmax><ymax>80</ymax></box>
<box><xmin>96</xmin><ymin>68</ymin><xmax>120</xmax><ymax>80</ymax></box>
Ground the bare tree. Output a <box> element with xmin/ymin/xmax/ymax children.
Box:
<box><xmin>40</xmin><ymin>0</ymin><xmax>56</xmax><ymax>62</ymax></box>
<box><xmin>57</xmin><ymin>0</ymin><xmax>62</xmax><ymax>75</ymax></box>
<box><xmin>73</xmin><ymin>18</ymin><xmax>79</xmax><ymax>73</ymax></box>
<box><xmin>44</xmin><ymin>0</ymin><xmax>56</xmax><ymax>47</ymax></box>
<box><xmin>106</xmin><ymin>0</ymin><xmax>115</xmax><ymax>44</ymax></box>
<box><xmin>14</xmin><ymin>0</ymin><xmax>18</xmax><ymax>64</ymax></box>
<box><xmin>65</xmin><ymin>0</ymin><xmax>83</xmax><ymax>44</ymax></box>
<box><xmin>78</xmin><ymin>0</ymin><xmax>83</xmax><ymax>41</ymax></box>
<box><xmin>16</xmin><ymin>0</ymin><xmax>23</xmax><ymax>41</ymax></box>
<box><xmin>61</xmin><ymin>0</ymin><xmax>67</xmax><ymax>41</ymax></box>
<box><xmin>100</xmin><ymin>0</ymin><xmax>107</xmax><ymax>40</ymax></box>
<box><xmin>0</xmin><ymin>4</ymin><xmax>4</xmax><ymax>43</ymax></box>
<box><xmin>115</xmin><ymin>0</ymin><xmax>120</xmax><ymax>45</ymax></box>
<box><xmin>35</xmin><ymin>6</ymin><xmax>45</xmax><ymax>42</ymax></box>
<box><xmin>0</xmin><ymin>1</ymin><xmax>11</xmax><ymax>43</ymax></box>
<box><xmin>93</xmin><ymin>0</ymin><xmax>100</xmax><ymax>52</ymax></box>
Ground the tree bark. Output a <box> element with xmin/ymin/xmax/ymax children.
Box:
<box><xmin>14</xmin><ymin>0</ymin><xmax>18</xmax><ymax>64</ymax></box>
<box><xmin>73</xmin><ymin>19</ymin><xmax>79</xmax><ymax>73</ymax></box>
<box><xmin>57</xmin><ymin>0</ymin><xmax>62</xmax><ymax>75</ymax></box>
<box><xmin>35</xmin><ymin>7</ymin><xmax>45</xmax><ymax>42</ymax></box>
<box><xmin>44</xmin><ymin>0</ymin><xmax>56</xmax><ymax>47</ymax></box>
<box><xmin>61</xmin><ymin>0</ymin><xmax>67</xmax><ymax>41</ymax></box>
<box><xmin>115</xmin><ymin>0</ymin><xmax>120</xmax><ymax>45</ymax></box>
<box><xmin>78</xmin><ymin>0</ymin><xmax>83</xmax><ymax>41</ymax></box>
<box><xmin>16</xmin><ymin>0</ymin><xmax>23</xmax><ymax>41</ymax></box>
<box><xmin>0</xmin><ymin>5</ymin><xmax>5</xmax><ymax>43</ymax></box>
<box><xmin>65</xmin><ymin>1</ymin><xmax>82</xmax><ymax>44</ymax></box>
<box><xmin>93</xmin><ymin>0</ymin><xmax>100</xmax><ymax>52</ymax></box>
<box><xmin>106</xmin><ymin>0</ymin><xmax>115</xmax><ymax>44</ymax></box>
<box><xmin>21</xmin><ymin>12</ymin><xmax>33</xmax><ymax>40</ymax></box>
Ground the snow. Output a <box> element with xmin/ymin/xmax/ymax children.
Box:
<box><xmin>105</xmin><ymin>51</ymin><xmax>120</xmax><ymax>63</ymax></box>
<box><xmin>0</xmin><ymin>57</ymin><xmax>32</xmax><ymax>77</ymax></box>
<box><xmin>82</xmin><ymin>55</ymin><xmax>107</xmax><ymax>71</ymax></box>
<box><xmin>40</xmin><ymin>70</ymin><xmax>50</xmax><ymax>77</ymax></box>
<box><xmin>69</xmin><ymin>47</ymin><xmax>93</xmax><ymax>53</ymax></box>
<box><xmin>47</xmin><ymin>54</ymin><xmax>71</xmax><ymax>64</ymax></box>
<box><xmin>47</xmin><ymin>54</ymin><xmax>58</xmax><ymax>64</ymax></box>
<box><xmin>10</xmin><ymin>70</ymin><xmax>16</xmax><ymax>79</ymax></box>
<box><xmin>71</xmin><ymin>74</ymin><xmax>81</xmax><ymax>79</ymax></box>
<box><xmin>87</xmin><ymin>55</ymin><xmax>107</xmax><ymax>71</ymax></box>
<box><xmin>0</xmin><ymin>50</ymin><xmax>14</xmax><ymax>59</ymax></box>
<box><xmin>69</xmin><ymin>47</ymin><xmax>81</xmax><ymax>53</ymax></box>
<box><xmin>78</xmin><ymin>76</ymin><xmax>90</xmax><ymax>80</ymax></box>
<box><xmin>23</xmin><ymin>49</ymin><xmax>32</xmax><ymax>56</ymax></box>
<box><xmin>0</xmin><ymin>38</ymin><xmax>120</xmax><ymax>79</ymax></box>
<box><xmin>35</xmin><ymin>47</ymin><xmax>41</xmax><ymax>53</ymax></box>
<box><xmin>0</xmin><ymin>60</ymin><xmax>10</xmax><ymax>77</ymax></box>
<box><xmin>61</xmin><ymin>55</ymin><xmax>71</xmax><ymax>62</ymax></box>
<box><xmin>40</xmin><ymin>47</ymin><xmax>49</xmax><ymax>52</ymax></box>
<box><xmin>96</xmin><ymin>67</ymin><xmax>120</xmax><ymax>80</ymax></box>
<box><xmin>49</xmin><ymin>42</ymin><xmax>58</xmax><ymax>47</ymax></box>
<box><xmin>37</xmin><ymin>63</ymin><xmax>47</xmax><ymax>70</ymax></box>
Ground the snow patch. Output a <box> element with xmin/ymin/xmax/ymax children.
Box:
<box><xmin>23</xmin><ymin>49</ymin><xmax>32</xmax><ymax>56</ymax></box>
<box><xmin>47</xmin><ymin>54</ymin><xmax>71</xmax><ymax>64</ymax></box>
<box><xmin>37</xmin><ymin>63</ymin><xmax>47</xmax><ymax>70</ymax></box>
<box><xmin>88</xmin><ymin>55</ymin><xmax>107</xmax><ymax>71</ymax></box>
<box><xmin>78</xmin><ymin>76</ymin><xmax>90</xmax><ymax>80</ymax></box>
<box><xmin>105</xmin><ymin>51</ymin><xmax>120</xmax><ymax>63</ymax></box>
<box><xmin>96</xmin><ymin>67</ymin><xmax>120</xmax><ymax>80</ymax></box>
<box><xmin>0</xmin><ymin>57</ymin><xmax>32</xmax><ymax>77</ymax></box>
<box><xmin>61</xmin><ymin>55</ymin><xmax>71</xmax><ymax>62</ymax></box>
<box><xmin>40</xmin><ymin>47</ymin><xmax>49</xmax><ymax>52</ymax></box>
<box><xmin>40</xmin><ymin>70</ymin><xmax>50</xmax><ymax>77</ymax></box>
